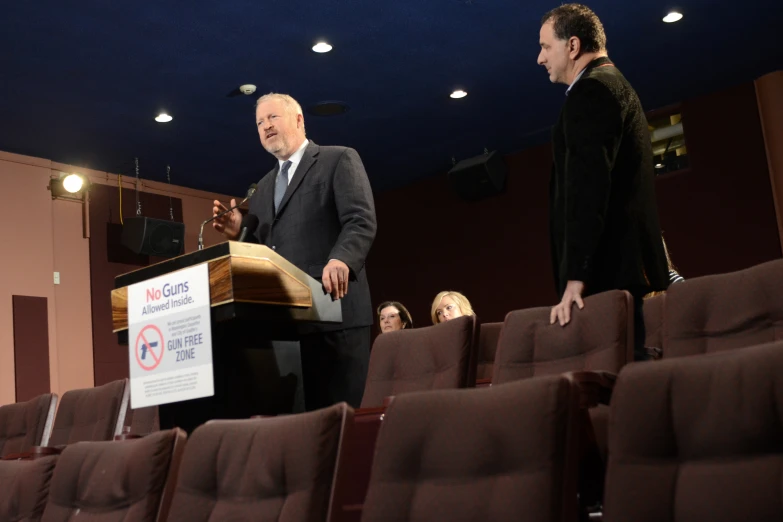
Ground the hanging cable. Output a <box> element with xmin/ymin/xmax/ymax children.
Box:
<box><xmin>118</xmin><ymin>173</ymin><xmax>124</xmax><ymax>225</ymax></box>
<box><xmin>166</xmin><ymin>165</ymin><xmax>174</xmax><ymax>220</ymax></box>
<box><xmin>135</xmin><ymin>157</ymin><xmax>142</xmax><ymax>216</ymax></box>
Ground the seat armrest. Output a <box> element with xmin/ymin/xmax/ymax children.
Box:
<box><xmin>114</xmin><ymin>433</ymin><xmax>144</xmax><ymax>440</ymax></box>
<box><xmin>2</xmin><ymin>445</ymin><xmax>63</xmax><ymax>461</ymax></box>
<box><xmin>114</xmin><ymin>426</ymin><xmax>144</xmax><ymax>441</ymax></box>
<box><xmin>354</xmin><ymin>405</ymin><xmax>387</xmax><ymax>417</ymax></box>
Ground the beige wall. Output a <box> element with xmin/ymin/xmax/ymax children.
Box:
<box><xmin>0</xmin><ymin>153</ymin><xmax>58</xmax><ymax>405</ymax></box>
<box><xmin>0</xmin><ymin>150</ymin><xmax>233</xmax><ymax>405</ymax></box>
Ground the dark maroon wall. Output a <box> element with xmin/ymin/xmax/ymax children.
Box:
<box><xmin>655</xmin><ymin>81</ymin><xmax>780</xmax><ymax>277</ymax></box>
<box><xmin>368</xmin><ymin>141</ymin><xmax>557</xmax><ymax>328</ymax></box>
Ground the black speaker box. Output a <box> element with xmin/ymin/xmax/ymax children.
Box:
<box><xmin>121</xmin><ymin>217</ymin><xmax>185</xmax><ymax>258</ymax></box>
<box><xmin>448</xmin><ymin>150</ymin><xmax>507</xmax><ymax>201</ymax></box>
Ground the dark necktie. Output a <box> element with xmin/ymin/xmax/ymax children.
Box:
<box><xmin>274</xmin><ymin>160</ymin><xmax>292</xmax><ymax>213</ymax></box>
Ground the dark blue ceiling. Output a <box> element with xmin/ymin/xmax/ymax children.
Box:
<box><xmin>2</xmin><ymin>0</ymin><xmax>782</xmax><ymax>195</ymax></box>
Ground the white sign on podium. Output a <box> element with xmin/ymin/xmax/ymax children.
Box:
<box><xmin>127</xmin><ymin>263</ymin><xmax>214</xmax><ymax>408</ymax></box>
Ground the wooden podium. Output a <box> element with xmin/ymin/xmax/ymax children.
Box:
<box><xmin>111</xmin><ymin>241</ymin><xmax>342</xmax><ymax>432</ymax></box>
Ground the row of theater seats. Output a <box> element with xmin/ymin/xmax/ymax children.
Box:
<box><xmin>477</xmin><ymin>256</ymin><xmax>783</xmax><ymax>380</ymax></box>
<box><xmin>335</xmin><ymin>257</ymin><xmax>783</xmax><ymax>520</ymax></box>
<box><xmin>0</xmin><ymin>379</ymin><xmax>159</xmax><ymax>459</ymax></box>
<box><xmin>2</xmin><ymin>257</ymin><xmax>781</xmax><ymax>520</ymax></box>
<box><xmin>2</xmin><ymin>338</ymin><xmax>782</xmax><ymax>521</ymax></box>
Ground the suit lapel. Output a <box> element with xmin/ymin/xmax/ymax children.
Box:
<box><xmin>276</xmin><ymin>141</ymin><xmax>319</xmax><ymax>216</ymax></box>
<box><xmin>255</xmin><ymin>164</ymin><xmax>277</xmax><ymax>225</ymax></box>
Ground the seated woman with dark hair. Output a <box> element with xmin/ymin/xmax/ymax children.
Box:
<box><xmin>377</xmin><ymin>301</ymin><xmax>413</xmax><ymax>333</ymax></box>
<box><xmin>430</xmin><ymin>291</ymin><xmax>475</xmax><ymax>324</ymax></box>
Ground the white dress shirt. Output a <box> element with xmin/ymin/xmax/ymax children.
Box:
<box><xmin>278</xmin><ymin>139</ymin><xmax>309</xmax><ymax>185</ymax></box>
<box><xmin>566</xmin><ymin>67</ymin><xmax>587</xmax><ymax>96</ymax></box>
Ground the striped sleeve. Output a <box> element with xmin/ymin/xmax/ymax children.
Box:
<box><xmin>669</xmin><ymin>269</ymin><xmax>685</xmax><ymax>285</ymax></box>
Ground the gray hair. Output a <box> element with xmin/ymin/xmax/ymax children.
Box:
<box><xmin>255</xmin><ymin>92</ymin><xmax>305</xmax><ymax>135</ymax></box>
<box><xmin>255</xmin><ymin>93</ymin><xmax>303</xmax><ymax>115</ymax></box>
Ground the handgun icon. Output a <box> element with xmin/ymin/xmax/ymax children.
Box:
<box><xmin>140</xmin><ymin>341</ymin><xmax>158</xmax><ymax>360</ymax></box>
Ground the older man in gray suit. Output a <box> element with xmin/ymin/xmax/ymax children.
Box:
<box><xmin>212</xmin><ymin>93</ymin><xmax>377</xmax><ymax>410</ymax></box>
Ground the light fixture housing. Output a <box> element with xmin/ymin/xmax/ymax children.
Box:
<box><xmin>312</xmin><ymin>42</ymin><xmax>333</xmax><ymax>53</ymax></box>
<box><xmin>450</xmin><ymin>90</ymin><xmax>468</xmax><ymax>99</ymax></box>
<box><xmin>155</xmin><ymin>113</ymin><xmax>173</xmax><ymax>123</ymax></box>
<box><xmin>50</xmin><ymin>173</ymin><xmax>89</xmax><ymax>200</ymax></box>
<box><xmin>663</xmin><ymin>11</ymin><xmax>683</xmax><ymax>23</ymax></box>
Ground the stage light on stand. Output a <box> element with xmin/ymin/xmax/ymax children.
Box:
<box><xmin>49</xmin><ymin>172</ymin><xmax>91</xmax><ymax>238</ymax></box>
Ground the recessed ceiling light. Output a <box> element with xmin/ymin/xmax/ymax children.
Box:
<box><xmin>450</xmin><ymin>90</ymin><xmax>468</xmax><ymax>99</ymax></box>
<box><xmin>155</xmin><ymin>113</ymin><xmax>173</xmax><ymax>123</ymax></box>
<box><xmin>307</xmin><ymin>101</ymin><xmax>350</xmax><ymax>117</ymax></box>
<box><xmin>312</xmin><ymin>42</ymin><xmax>333</xmax><ymax>53</ymax></box>
<box><xmin>662</xmin><ymin>11</ymin><xmax>683</xmax><ymax>23</ymax></box>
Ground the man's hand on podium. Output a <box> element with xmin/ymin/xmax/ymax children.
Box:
<box><xmin>212</xmin><ymin>199</ymin><xmax>242</xmax><ymax>239</ymax></box>
<box><xmin>323</xmin><ymin>259</ymin><xmax>349</xmax><ymax>300</ymax></box>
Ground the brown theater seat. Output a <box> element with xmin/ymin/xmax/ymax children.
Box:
<box><xmin>167</xmin><ymin>402</ymin><xmax>352</xmax><ymax>522</ymax></box>
<box><xmin>604</xmin><ymin>340</ymin><xmax>783</xmax><ymax>522</ymax></box>
<box><xmin>360</xmin><ymin>315</ymin><xmax>479</xmax><ymax>408</ymax></box>
<box><xmin>489</xmin><ymin>289</ymin><xmax>634</xmax><ymax>512</ymax></box>
<box><xmin>664</xmin><ymin>258</ymin><xmax>783</xmax><ymax>358</ymax></box>
<box><xmin>48</xmin><ymin>379</ymin><xmax>130</xmax><ymax>447</ymax></box>
<box><xmin>476</xmin><ymin>321</ymin><xmax>503</xmax><ymax>383</ymax></box>
<box><xmin>39</xmin><ymin>428</ymin><xmax>186</xmax><ymax>521</ymax></box>
<box><xmin>0</xmin><ymin>393</ymin><xmax>57</xmax><ymax>457</ymax></box>
<box><xmin>0</xmin><ymin>455</ymin><xmax>58</xmax><ymax>522</ymax></box>
<box><xmin>331</xmin><ymin>316</ymin><xmax>479</xmax><ymax>521</ymax></box>
<box><xmin>492</xmin><ymin>290</ymin><xmax>634</xmax><ymax>384</ymax></box>
<box><xmin>361</xmin><ymin>376</ymin><xmax>581</xmax><ymax>522</ymax></box>
<box><xmin>124</xmin><ymin>406</ymin><xmax>160</xmax><ymax>436</ymax></box>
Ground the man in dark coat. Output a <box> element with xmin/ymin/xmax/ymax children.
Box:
<box><xmin>538</xmin><ymin>4</ymin><xmax>669</xmax><ymax>359</ymax></box>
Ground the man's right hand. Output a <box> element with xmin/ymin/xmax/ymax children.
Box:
<box><xmin>212</xmin><ymin>199</ymin><xmax>242</xmax><ymax>240</ymax></box>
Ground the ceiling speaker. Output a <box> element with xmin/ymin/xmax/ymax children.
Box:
<box><xmin>121</xmin><ymin>217</ymin><xmax>185</xmax><ymax>258</ymax></box>
<box><xmin>448</xmin><ymin>150</ymin><xmax>507</xmax><ymax>201</ymax></box>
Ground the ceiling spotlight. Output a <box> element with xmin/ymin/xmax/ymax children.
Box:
<box><xmin>450</xmin><ymin>90</ymin><xmax>468</xmax><ymax>99</ymax></box>
<box><xmin>312</xmin><ymin>42</ymin><xmax>333</xmax><ymax>53</ymax></box>
<box><xmin>662</xmin><ymin>11</ymin><xmax>683</xmax><ymax>23</ymax></box>
<box><xmin>155</xmin><ymin>113</ymin><xmax>173</xmax><ymax>123</ymax></box>
<box><xmin>62</xmin><ymin>173</ymin><xmax>84</xmax><ymax>193</ymax></box>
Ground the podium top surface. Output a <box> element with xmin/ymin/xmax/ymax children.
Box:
<box><xmin>116</xmin><ymin>241</ymin><xmax>271</xmax><ymax>288</ymax></box>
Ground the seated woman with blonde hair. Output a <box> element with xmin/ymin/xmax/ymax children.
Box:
<box><xmin>431</xmin><ymin>291</ymin><xmax>475</xmax><ymax>324</ymax></box>
<box><xmin>377</xmin><ymin>301</ymin><xmax>413</xmax><ymax>333</ymax></box>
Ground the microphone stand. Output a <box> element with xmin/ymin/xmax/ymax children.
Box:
<box><xmin>198</xmin><ymin>187</ymin><xmax>255</xmax><ymax>250</ymax></box>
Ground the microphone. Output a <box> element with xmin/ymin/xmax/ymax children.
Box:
<box><xmin>198</xmin><ymin>183</ymin><xmax>257</xmax><ymax>250</ymax></box>
<box><xmin>237</xmin><ymin>214</ymin><xmax>259</xmax><ymax>242</ymax></box>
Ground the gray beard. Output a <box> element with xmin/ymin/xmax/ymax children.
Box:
<box><xmin>263</xmin><ymin>138</ymin><xmax>288</xmax><ymax>158</ymax></box>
